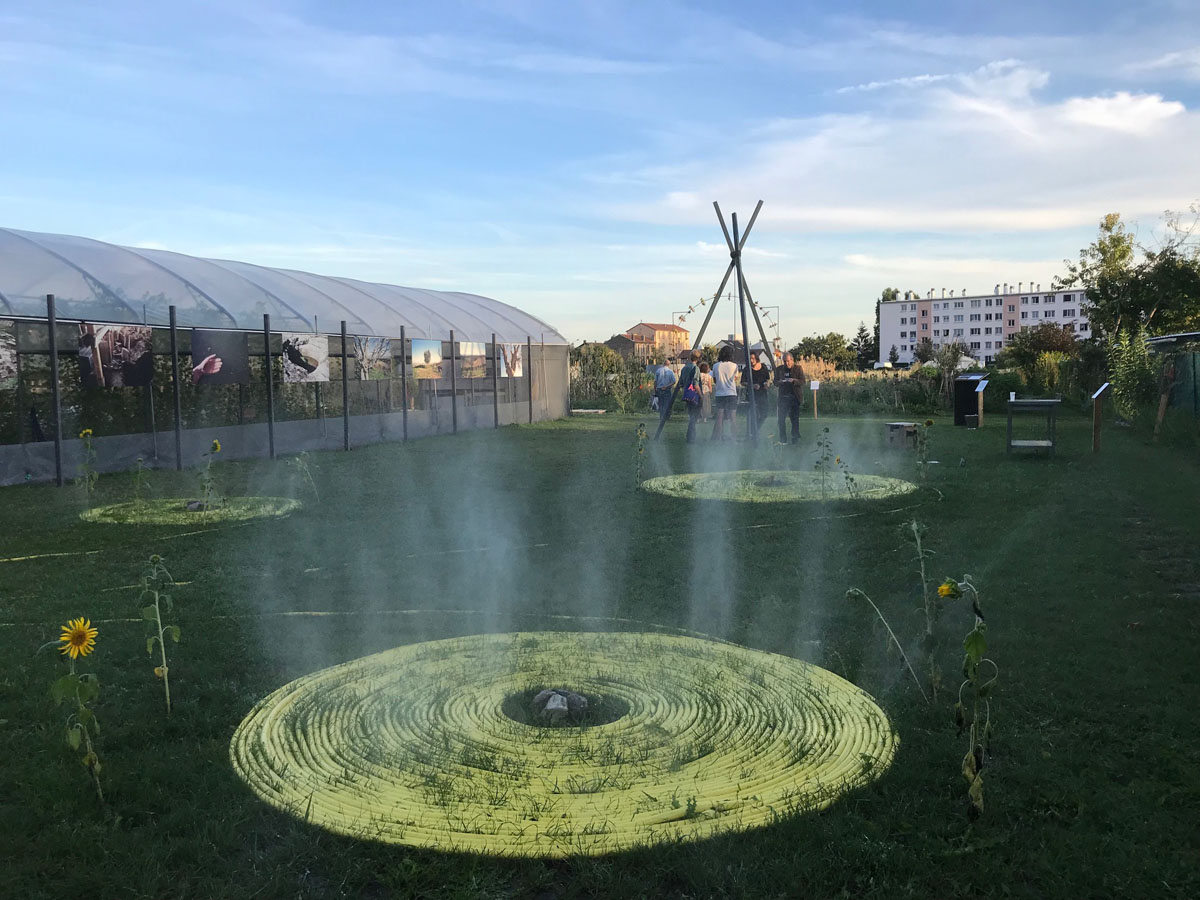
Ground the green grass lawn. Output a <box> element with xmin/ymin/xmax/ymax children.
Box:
<box><xmin>2</xmin><ymin>411</ymin><xmax>1199</xmax><ymax>899</ymax></box>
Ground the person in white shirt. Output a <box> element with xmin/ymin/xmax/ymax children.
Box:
<box><xmin>709</xmin><ymin>345</ymin><xmax>740</xmax><ymax>441</ymax></box>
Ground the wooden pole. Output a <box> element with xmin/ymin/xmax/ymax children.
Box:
<box><xmin>527</xmin><ymin>335</ymin><xmax>534</xmax><ymax>423</ymax></box>
<box><xmin>1092</xmin><ymin>382</ymin><xmax>1110</xmax><ymax>453</ymax></box>
<box><xmin>168</xmin><ymin>306</ymin><xmax>183</xmax><ymax>470</ymax></box>
<box><xmin>813</xmin><ymin>386</ymin><xmax>819</xmax><ymax>420</ymax></box>
<box><xmin>46</xmin><ymin>294</ymin><xmax>64</xmax><ymax>486</ymax></box>
<box><xmin>732</xmin><ymin>212</ymin><xmax>756</xmax><ymax>442</ymax></box>
<box><xmin>341</xmin><ymin>321</ymin><xmax>350</xmax><ymax>450</ymax></box>
<box><xmin>263</xmin><ymin>314</ymin><xmax>275</xmax><ymax>459</ymax></box>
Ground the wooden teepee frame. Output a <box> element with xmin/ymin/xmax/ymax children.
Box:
<box><xmin>655</xmin><ymin>200</ymin><xmax>775</xmax><ymax>440</ymax></box>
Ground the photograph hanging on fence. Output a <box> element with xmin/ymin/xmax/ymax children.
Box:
<box><xmin>499</xmin><ymin>342</ymin><xmax>523</xmax><ymax>378</ymax></box>
<box><xmin>353</xmin><ymin>337</ymin><xmax>391</xmax><ymax>380</ymax></box>
<box><xmin>412</xmin><ymin>339</ymin><xmax>443</xmax><ymax>379</ymax></box>
<box><xmin>281</xmin><ymin>334</ymin><xmax>330</xmax><ymax>383</ymax></box>
<box><xmin>0</xmin><ymin>320</ymin><xmax>15</xmax><ymax>390</ymax></box>
<box><xmin>459</xmin><ymin>342</ymin><xmax>487</xmax><ymax>379</ymax></box>
<box><xmin>77</xmin><ymin>323</ymin><xmax>154</xmax><ymax>388</ymax></box>
<box><xmin>191</xmin><ymin>329</ymin><xmax>250</xmax><ymax>385</ymax></box>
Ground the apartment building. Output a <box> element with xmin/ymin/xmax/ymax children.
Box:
<box><xmin>878</xmin><ymin>282</ymin><xmax>1092</xmax><ymax>365</ymax></box>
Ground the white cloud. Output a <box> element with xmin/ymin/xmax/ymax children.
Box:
<box><xmin>1059</xmin><ymin>92</ymin><xmax>1185</xmax><ymax>133</ymax></box>
<box><xmin>836</xmin><ymin>73</ymin><xmax>950</xmax><ymax>93</ymax></box>
<box><xmin>1127</xmin><ymin>47</ymin><xmax>1200</xmax><ymax>80</ymax></box>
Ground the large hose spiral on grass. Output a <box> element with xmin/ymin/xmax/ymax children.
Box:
<box><xmin>230</xmin><ymin>632</ymin><xmax>898</xmax><ymax>857</ymax></box>
<box><xmin>641</xmin><ymin>470</ymin><xmax>918</xmax><ymax>503</ymax></box>
<box><xmin>79</xmin><ymin>497</ymin><xmax>300</xmax><ymax>525</ymax></box>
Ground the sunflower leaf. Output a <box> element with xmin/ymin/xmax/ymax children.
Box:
<box><xmin>76</xmin><ymin>675</ymin><xmax>100</xmax><ymax>704</ymax></box>
<box><xmin>66</xmin><ymin>726</ymin><xmax>81</xmax><ymax>750</ymax></box>
<box><xmin>146</xmin><ymin>635</ymin><xmax>158</xmax><ymax>655</ymax></box>
<box><xmin>50</xmin><ymin>674</ymin><xmax>77</xmax><ymax>706</ymax></box>
<box><xmin>167</xmin><ymin>625</ymin><xmax>181</xmax><ymax>643</ymax></box>
<box><xmin>141</xmin><ymin>605</ymin><xmax>159</xmax><ymax>623</ymax></box>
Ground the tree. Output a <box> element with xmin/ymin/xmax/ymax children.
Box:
<box><xmin>570</xmin><ymin>342</ymin><xmax>624</xmax><ymax>376</ymax></box>
<box><xmin>994</xmin><ymin>323</ymin><xmax>1079</xmax><ymax>374</ymax></box>
<box><xmin>888</xmin><ymin>344</ymin><xmax>900</xmax><ymax>365</ymax></box>
<box><xmin>850</xmin><ymin>322</ymin><xmax>875</xmax><ymax>370</ymax></box>
<box><xmin>789</xmin><ymin>333</ymin><xmax>855</xmax><ymax>369</ymax></box>
<box><xmin>912</xmin><ymin>338</ymin><xmax>935</xmax><ymax>364</ymax></box>
<box><xmin>1057</xmin><ymin>209</ymin><xmax>1200</xmax><ymax>337</ymax></box>
<box><xmin>699</xmin><ymin>344</ymin><xmax>719</xmax><ymax>366</ymax></box>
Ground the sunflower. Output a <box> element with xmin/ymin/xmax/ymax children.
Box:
<box><xmin>937</xmin><ymin>580</ymin><xmax>962</xmax><ymax>600</ymax></box>
<box><xmin>835</xmin><ymin>456</ymin><xmax>841</xmax><ymax>465</ymax></box>
<box><xmin>211</xmin><ymin>439</ymin><xmax>221</xmax><ymax>454</ymax></box>
<box><xmin>59</xmin><ymin>618</ymin><xmax>98</xmax><ymax>659</ymax></box>
<box><xmin>79</xmin><ymin>428</ymin><xmax>93</xmax><ymax>439</ymax></box>
<box><xmin>924</xmin><ymin>419</ymin><xmax>934</xmax><ymax>427</ymax></box>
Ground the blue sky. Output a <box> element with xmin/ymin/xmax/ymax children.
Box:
<box><xmin>2</xmin><ymin>0</ymin><xmax>1199</xmax><ymax>344</ymax></box>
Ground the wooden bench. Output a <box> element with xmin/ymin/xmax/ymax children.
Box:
<box><xmin>1006</xmin><ymin>399</ymin><xmax>1060</xmax><ymax>456</ymax></box>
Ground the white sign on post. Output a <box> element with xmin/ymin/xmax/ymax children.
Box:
<box><xmin>810</xmin><ymin>380</ymin><xmax>820</xmax><ymax>391</ymax></box>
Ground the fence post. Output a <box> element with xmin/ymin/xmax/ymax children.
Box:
<box><xmin>400</xmin><ymin>326</ymin><xmax>408</xmax><ymax>441</ymax></box>
<box><xmin>263</xmin><ymin>314</ymin><xmax>275</xmax><ymax>459</ymax></box>
<box><xmin>492</xmin><ymin>332</ymin><xmax>499</xmax><ymax>428</ymax></box>
<box><xmin>46</xmin><ymin>294</ymin><xmax>64</xmax><ymax>486</ymax></box>
<box><xmin>341</xmin><ymin>321</ymin><xmax>350</xmax><ymax>450</ymax></box>
<box><xmin>169</xmin><ymin>306</ymin><xmax>183</xmax><ymax>470</ymax></box>
<box><xmin>449</xmin><ymin>330</ymin><xmax>458</xmax><ymax>433</ymax></box>
<box><xmin>527</xmin><ymin>335</ymin><xmax>534</xmax><ymax>423</ymax></box>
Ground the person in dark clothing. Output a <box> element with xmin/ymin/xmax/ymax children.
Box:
<box><xmin>741</xmin><ymin>350</ymin><xmax>770</xmax><ymax>433</ymax></box>
<box><xmin>775</xmin><ymin>351</ymin><xmax>802</xmax><ymax>443</ymax></box>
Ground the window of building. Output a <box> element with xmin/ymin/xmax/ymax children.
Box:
<box><xmin>954</xmin><ymin>301</ymin><xmax>964</xmax><ymax>308</ymax></box>
<box><xmin>970</xmin><ymin>341</ymin><xmax>981</xmax><ymax>349</ymax></box>
<box><xmin>1008</xmin><ymin>319</ymin><xmax>1015</xmax><ymax>326</ymax></box>
<box><xmin>985</xmin><ymin>341</ymin><xmax>993</xmax><ymax>349</ymax></box>
<box><xmin>1021</xmin><ymin>311</ymin><xmax>1028</xmax><ymax>319</ymax></box>
<box><xmin>986</xmin><ymin>298</ymin><xmax>994</xmax><ymax>307</ymax></box>
<box><xmin>1080</xmin><ymin>322</ymin><xmax>1089</xmax><ymax>331</ymax></box>
<box><xmin>1062</xmin><ymin>293</ymin><xmax>1073</xmax><ymax>302</ymax></box>
<box><xmin>921</xmin><ymin>309</ymin><xmax>927</xmax><ymax>316</ymax></box>
<box><xmin>970</xmin><ymin>299</ymin><xmax>981</xmax><ymax>308</ymax></box>
<box><xmin>1021</xmin><ymin>297</ymin><xmax>1028</xmax><ymax>305</ymax></box>
<box><xmin>1063</xmin><ymin>322</ymin><xmax>1075</xmax><ymax>332</ymax></box>
<box><xmin>954</xmin><ymin>328</ymin><xmax>963</xmax><ymax>336</ymax></box>
<box><xmin>933</xmin><ymin>315</ymin><xmax>940</xmax><ymax>323</ymax></box>
<box><xmin>900</xmin><ymin>344</ymin><xmax>908</xmax><ymax>351</ymax></box>
<box><xmin>1032</xmin><ymin>297</ymin><xmax>1040</xmax><ymax>304</ymax></box>
<box><xmin>922</xmin><ymin>324</ymin><xmax>928</xmax><ymax>331</ymax></box>
<box><xmin>984</xmin><ymin>327</ymin><xmax>992</xmax><ymax>335</ymax></box>
<box><xmin>954</xmin><ymin>314</ymin><xmax>963</xmax><ymax>322</ymax></box>
<box><xmin>969</xmin><ymin>313</ymin><xmax>981</xmax><ymax>321</ymax></box>
<box><xmin>1044</xmin><ymin>309</ymin><xmax>1055</xmax><ymax>318</ymax></box>
<box><xmin>969</xmin><ymin>327</ymin><xmax>980</xmax><ymax>335</ymax></box>
<box><xmin>995</xmin><ymin>340</ymin><xmax>1003</xmax><ymax>349</ymax></box>
<box><xmin>1031</xmin><ymin>311</ymin><xmax>1039</xmax><ymax>318</ymax></box>
<box><xmin>1008</xmin><ymin>304</ymin><xmax>1015</xmax><ymax>312</ymax></box>
<box><xmin>1063</xmin><ymin>308</ymin><xmax>1075</xmax><ymax>317</ymax></box>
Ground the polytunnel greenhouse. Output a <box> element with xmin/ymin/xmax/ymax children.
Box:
<box><xmin>0</xmin><ymin>227</ymin><xmax>569</xmax><ymax>485</ymax></box>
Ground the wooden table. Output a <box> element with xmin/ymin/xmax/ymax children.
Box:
<box><xmin>1006</xmin><ymin>399</ymin><xmax>1061</xmax><ymax>456</ymax></box>
<box><xmin>884</xmin><ymin>422</ymin><xmax>918</xmax><ymax>448</ymax></box>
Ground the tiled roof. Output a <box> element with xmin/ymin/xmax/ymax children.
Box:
<box><xmin>637</xmin><ymin>322</ymin><xmax>689</xmax><ymax>333</ymax></box>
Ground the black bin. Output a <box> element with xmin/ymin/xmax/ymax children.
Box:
<box><xmin>953</xmin><ymin>374</ymin><xmax>988</xmax><ymax>426</ymax></box>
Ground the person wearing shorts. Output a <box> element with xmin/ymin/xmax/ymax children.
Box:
<box><xmin>710</xmin><ymin>345</ymin><xmax>740</xmax><ymax>441</ymax></box>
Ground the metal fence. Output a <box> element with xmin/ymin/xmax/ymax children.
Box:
<box><xmin>0</xmin><ymin>297</ymin><xmax>569</xmax><ymax>486</ymax></box>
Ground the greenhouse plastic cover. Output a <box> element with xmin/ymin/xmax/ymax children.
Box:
<box><xmin>0</xmin><ymin>227</ymin><xmax>566</xmax><ymax>343</ymax></box>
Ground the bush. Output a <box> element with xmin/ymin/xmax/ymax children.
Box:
<box><xmin>1108</xmin><ymin>328</ymin><xmax>1158</xmax><ymax>421</ymax></box>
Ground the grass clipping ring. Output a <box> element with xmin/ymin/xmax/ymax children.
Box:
<box><xmin>79</xmin><ymin>497</ymin><xmax>300</xmax><ymax>525</ymax></box>
<box><xmin>230</xmin><ymin>632</ymin><xmax>898</xmax><ymax>857</ymax></box>
<box><xmin>641</xmin><ymin>470</ymin><xmax>918</xmax><ymax>503</ymax></box>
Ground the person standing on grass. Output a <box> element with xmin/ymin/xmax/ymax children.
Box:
<box><xmin>741</xmin><ymin>350</ymin><xmax>770</xmax><ymax>433</ymax></box>
<box><xmin>698</xmin><ymin>362</ymin><xmax>714</xmax><ymax>422</ymax></box>
<box><xmin>775</xmin><ymin>351</ymin><xmax>802</xmax><ymax>444</ymax></box>
<box><xmin>653</xmin><ymin>358</ymin><xmax>677</xmax><ymax>428</ymax></box>
<box><xmin>710</xmin><ymin>345</ymin><xmax>739</xmax><ymax>441</ymax></box>
<box><xmin>678</xmin><ymin>350</ymin><xmax>702</xmax><ymax>443</ymax></box>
